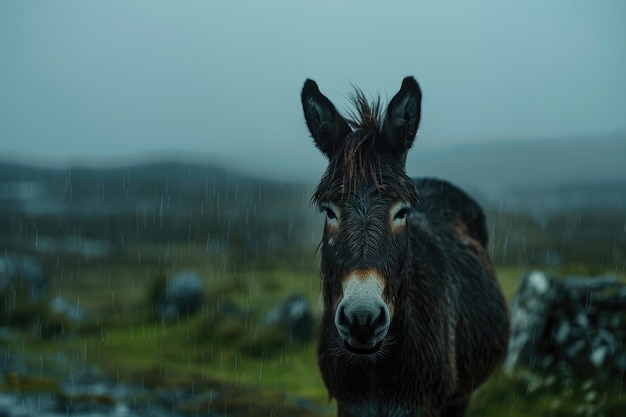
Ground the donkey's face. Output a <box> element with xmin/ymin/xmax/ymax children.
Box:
<box><xmin>301</xmin><ymin>77</ymin><xmax>422</xmax><ymax>356</ymax></box>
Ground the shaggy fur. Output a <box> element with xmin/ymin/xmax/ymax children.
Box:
<box><xmin>301</xmin><ymin>77</ymin><xmax>509</xmax><ymax>417</ymax></box>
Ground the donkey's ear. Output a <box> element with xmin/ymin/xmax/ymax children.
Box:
<box><xmin>301</xmin><ymin>79</ymin><xmax>351</xmax><ymax>158</ymax></box>
<box><xmin>381</xmin><ymin>76</ymin><xmax>422</xmax><ymax>157</ymax></box>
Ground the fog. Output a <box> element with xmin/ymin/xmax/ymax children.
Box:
<box><xmin>1</xmin><ymin>0</ymin><xmax>625</xmax><ymax>180</ymax></box>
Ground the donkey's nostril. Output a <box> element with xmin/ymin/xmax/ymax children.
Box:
<box><xmin>337</xmin><ymin>305</ymin><xmax>350</xmax><ymax>327</ymax></box>
<box><xmin>373</xmin><ymin>307</ymin><xmax>388</xmax><ymax>331</ymax></box>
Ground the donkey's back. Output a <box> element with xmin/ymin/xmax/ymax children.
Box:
<box><xmin>411</xmin><ymin>177</ymin><xmax>509</xmax><ymax>414</ymax></box>
<box><xmin>412</xmin><ymin>177</ymin><xmax>488</xmax><ymax>247</ymax></box>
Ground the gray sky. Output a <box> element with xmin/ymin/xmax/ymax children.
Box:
<box><xmin>1</xmin><ymin>0</ymin><xmax>625</xmax><ymax>180</ymax></box>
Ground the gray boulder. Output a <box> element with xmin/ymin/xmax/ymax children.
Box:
<box><xmin>157</xmin><ymin>271</ymin><xmax>205</xmax><ymax>321</ymax></box>
<box><xmin>0</xmin><ymin>253</ymin><xmax>49</xmax><ymax>302</ymax></box>
<box><xmin>50</xmin><ymin>296</ymin><xmax>87</xmax><ymax>324</ymax></box>
<box><xmin>263</xmin><ymin>293</ymin><xmax>314</xmax><ymax>342</ymax></box>
<box><xmin>505</xmin><ymin>270</ymin><xmax>626</xmax><ymax>378</ymax></box>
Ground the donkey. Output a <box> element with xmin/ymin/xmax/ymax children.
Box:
<box><xmin>300</xmin><ymin>77</ymin><xmax>509</xmax><ymax>417</ymax></box>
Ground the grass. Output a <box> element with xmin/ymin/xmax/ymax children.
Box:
<box><xmin>6</xmin><ymin>243</ymin><xmax>626</xmax><ymax>416</ymax></box>
<box><xmin>10</xmin><ymin>243</ymin><xmax>333</xmax><ymax>414</ymax></box>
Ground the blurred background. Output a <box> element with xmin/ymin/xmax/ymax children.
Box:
<box><xmin>1</xmin><ymin>1</ymin><xmax>625</xmax><ymax>416</ymax></box>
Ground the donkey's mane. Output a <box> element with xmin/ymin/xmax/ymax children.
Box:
<box><xmin>313</xmin><ymin>88</ymin><xmax>417</xmax><ymax>205</ymax></box>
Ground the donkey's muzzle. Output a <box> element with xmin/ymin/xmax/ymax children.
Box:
<box><xmin>335</xmin><ymin>270</ymin><xmax>391</xmax><ymax>354</ymax></box>
<box><xmin>335</xmin><ymin>303</ymin><xmax>390</xmax><ymax>354</ymax></box>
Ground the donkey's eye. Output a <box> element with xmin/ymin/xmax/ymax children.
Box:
<box><xmin>394</xmin><ymin>208</ymin><xmax>409</xmax><ymax>221</ymax></box>
<box><xmin>324</xmin><ymin>208</ymin><xmax>337</xmax><ymax>220</ymax></box>
<box><xmin>390</xmin><ymin>202</ymin><xmax>411</xmax><ymax>231</ymax></box>
<box><xmin>319</xmin><ymin>203</ymin><xmax>340</xmax><ymax>227</ymax></box>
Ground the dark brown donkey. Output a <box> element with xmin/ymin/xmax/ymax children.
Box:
<box><xmin>300</xmin><ymin>77</ymin><xmax>509</xmax><ymax>417</ymax></box>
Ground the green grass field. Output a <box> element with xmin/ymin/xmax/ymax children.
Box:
<box><xmin>6</xmin><ymin>243</ymin><xmax>626</xmax><ymax>416</ymax></box>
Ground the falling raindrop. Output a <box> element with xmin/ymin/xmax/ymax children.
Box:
<box><xmin>288</xmin><ymin>216</ymin><xmax>294</xmax><ymax>241</ymax></box>
<box><xmin>159</xmin><ymin>194</ymin><xmax>164</xmax><ymax>230</ymax></box>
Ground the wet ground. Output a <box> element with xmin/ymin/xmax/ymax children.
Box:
<box><xmin>0</xmin><ymin>348</ymin><xmax>331</xmax><ymax>417</ymax></box>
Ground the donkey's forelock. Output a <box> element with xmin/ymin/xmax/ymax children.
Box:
<box><xmin>311</xmin><ymin>156</ymin><xmax>418</xmax><ymax>206</ymax></box>
<box><xmin>345</xmin><ymin>87</ymin><xmax>384</xmax><ymax>135</ymax></box>
<box><xmin>336</xmin><ymin>88</ymin><xmax>386</xmax><ymax>192</ymax></box>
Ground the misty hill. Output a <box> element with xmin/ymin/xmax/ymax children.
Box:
<box><xmin>0</xmin><ymin>160</ymin><xmax>317</xmax><ymax>260</ymax></box>
<box><xmin>0</xmin><ymin>160</ymin><xmax>244</xmax><ymax>183</ymax></box>
<box><xmin>0</xmin><ymin>135</ymin><xmax>624</xmax><ymax>267</ymax></box>
<box><xmin>405</xmin><ymin>135</ymin><xmax>625</xmax><ymax>267</ymax></box>
<box><xmin>409</xmin><ymin>134</ymin><xmax>626</xmax><ymax>208</ymax></box>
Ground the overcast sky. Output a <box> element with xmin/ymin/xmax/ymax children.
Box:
<box><xmin>1</xmin><ymin>0</ymin><xmax>625</xmax><ymax>180</ymax></box>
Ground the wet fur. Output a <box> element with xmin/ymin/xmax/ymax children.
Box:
<box><xmin>302</xmin><ymin>78</ymin><xmax>509</xmax><ymax>417</ymax></box>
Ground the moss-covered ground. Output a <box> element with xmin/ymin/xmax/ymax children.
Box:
<box><xmin>4</xmin><ymin>244</ymin><xmax>625</xmax><ymax>416</ymax></box>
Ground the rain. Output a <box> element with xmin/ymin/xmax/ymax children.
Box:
<box><xmin>1</xmin><ymin>1</ymin><xmax>626</xmax><ymax>416</ymax></box>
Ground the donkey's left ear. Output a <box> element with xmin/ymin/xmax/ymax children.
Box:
<box><xmin>301</xmin><ymin>79</ymin><xmax>351</xmax><ymax>158</ymax></box>
<box><xmin>381</xmin><ymin>77</ymin><xmax>422</xmax><ymax>157</ymax></box>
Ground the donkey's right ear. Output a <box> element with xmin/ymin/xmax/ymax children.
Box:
<box><xmin>301</xmin><ymin>79</ymin><xmax>350</xmax><ymax>158</ymax></box>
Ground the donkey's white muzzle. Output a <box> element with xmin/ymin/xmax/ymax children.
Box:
<box><xmin>335</xmin><ymin>271</ymin><xmax>390</xmax><ymax>354</ymax></box>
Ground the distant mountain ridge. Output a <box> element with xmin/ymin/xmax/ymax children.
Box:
<box><xmin>0</xmin><ymin>137</ymin><xmax>623</xmax><ymax>266</ymax></box>
<box><xmin>0</xmin><ymin>160</ymin><xmax>242</xmax><ymax>183</ymax></box>
<box><xmin>408</xmin><ymin>134</ymin><xmax>626</xmax><ymax>203</ymax></box>
<box><xmin>1</xmin><ymin>133</ymin><xmax>624</xmax><ymax>212</ymax></box>
<box><xmin>0</xmin><ymin>157</ymin><xmax>317</xmax><ymax>259</ymax></box>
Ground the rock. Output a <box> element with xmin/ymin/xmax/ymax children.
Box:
<box><xmin>0</xmin><ymin>253</ymin><xmax>49</xmax><ymax>302</ymax></box>
<box><xmin>50</xmin><ymin>296</ymin><xmax>87</xmax><ymax>324</ymax></box>
<box><xmin>157</xmin><ymin>271</ymin><xmax>205</xmax><ymax>321</ymax></box>
<box><xmin>263</xmin><ymin>293</ymin><xmax>314</xmax><ymax>342</ymax></box>
<box><xmin>37</xmin><ymin>296</ymin><xmax>88</xmax><ymax>339</ymax></box>
<box><xmin>505</xmin><ymin>270</ymin><xmax>626</xmax><ymax>378</ymax></box>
